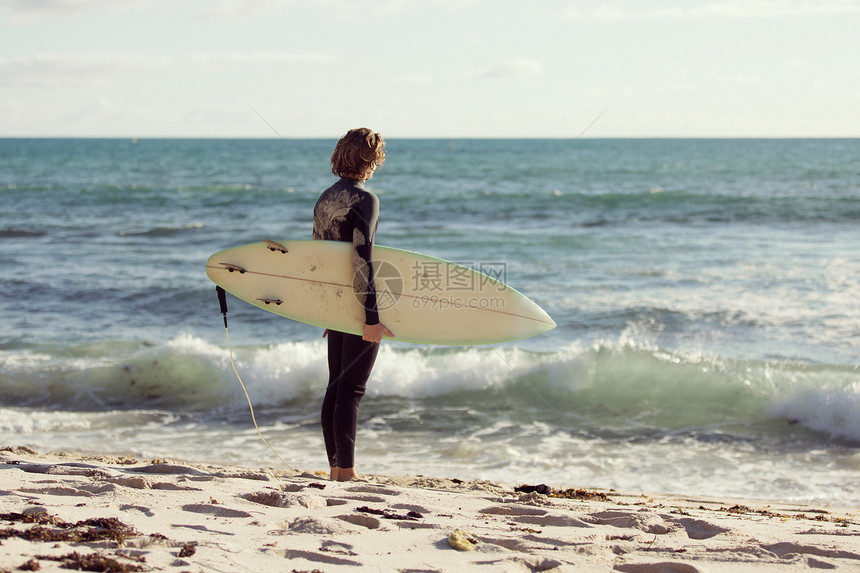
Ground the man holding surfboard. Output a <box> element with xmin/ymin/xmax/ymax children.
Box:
<box><xmin>206</xmin><ymin>130</ymin><xmax>554</xmax><ymax>476</ymax></box>
<box><xmin>313</xmin><ymin>128</ymin><xmax>393</xmax><ymax>482</ymax></box>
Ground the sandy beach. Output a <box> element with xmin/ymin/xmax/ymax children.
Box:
<box><xmin>0</xmin><ymin>447</ymin><xmax>857</xmax><ymax>572</ymax></box>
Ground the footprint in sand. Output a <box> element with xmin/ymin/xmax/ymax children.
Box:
<box><xmin>614</xmin><ymin>562</ymin><xmax>702</xmax><ymax>573</ymax></box>
<box><xmin>483</xmin><ymin>556</ymin><xmax>567</xmax><ymax>571</ymax></box>
<box><xmin>391</xmin><ymin>502</ymin><xmax>430</xmax><ymax>514</ymax></box>
<box><xmin>135</xmin><ymin>464</ymin><xmax>212</xmax><ymax>478</ymax></box>
<box><xmin>340</xmin><ymin>494</ymin><xmax>388</xmax><ymax>503</ymax></box>
<box><xmin>280</xmin><ymin>483</ymin><xmax>305</xmax><ymax>493</ymax></box>
<box><xmin>119</xmin><ymin>504</ymin><xmax>154</xmax><ymax>517</ymax></box>
<box><xmin>151</xmin><ymin>482</ymin><xmax>202</xmax><ymax>491</ymax></box>
<box><xmin>284</xmin><ymin>548</ymin><xmax>361</xmax><ymax>567</ymax></box>
<box><xmin>243</xmin><ymin>490</ymin><xmax>327</xmax><ymax>510</ymax></box>
<box><xmin>344</xmin><ymin>485</ymin><xmax>401</xmax><ymax>496</ymax></box>
<box><xmin>513</xmin><ymin>514</ymin><xmax>593</xmax><ymax>528</ymax></box>
<box><xmin>761</xmin><ymin>541</ymin><xmax>860</xmax><ymax>562</ymax></box>
<box><xmin>337</xmin><ymin>514</ymin><xmax>383</xmax><ymax>530</ymax></box>
<box><xmin>479</xmin><ymin>505</ymin><xmax>548</xmax><ymax>517</ymax></box>
<box><xmin>670</xmin><ymin>517</ymin><xmax>732</xmax><ymax>540</ymax></box>
<box><xmin>180</xmin><ymin>503</ymin><xmax>251</xmax><ymax>518</ymax></box>
<box><xmin>479</xmin><ymin>504</ymin><xmax>592</xmax><ymax>528</ymax></box>
<box><xmin>320</xmin><ymin>539</ymin><xmax>357</xmax><ymax>556</ymax></box>
<box><xmin>21</xmin><ymin>483</ymin><xmax>116</xmax><ymax>497</ymax></box>
<box><xmin>585</xmin><ymin>510</ymin><xmax>676</xmax><ymax>535</ymax></box>
<box><xmin>281</xmin><ymin>516</ymin><xmax>356</xmax><ymax>535</ymax></box>
<box><xmin>14</xmin><ymin>462</ymin><xmax>111</xmax><ymax>479</ymax></box>
<box><xmin>479</xmin><ymin>536</ymin><xmax>535</xmax><ymax>553</ymax></box>
<box><xmin>107</xmin><ymin>476</ymin><xmax>151</xmax><ymax>489</ymax></box>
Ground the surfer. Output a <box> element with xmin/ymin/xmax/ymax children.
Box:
<box><xmin>313</xmin><ymin>128</ymin><xmax>393</xmax><ymax>482</ymax></box>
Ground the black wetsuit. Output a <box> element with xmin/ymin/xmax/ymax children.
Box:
<box><xmin>312</xmin><ymin>177</ymin><xmax>380</xmax><ymax>469</ymax></box>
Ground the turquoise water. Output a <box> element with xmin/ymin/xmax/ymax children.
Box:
<box><xmin>1</xmin><ymin>138</ymin><xmax>858</xmax><ymax>505</ymax></box>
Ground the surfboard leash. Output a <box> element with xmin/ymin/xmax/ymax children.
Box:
<box><xmin>216</xmin><ymin>286</ymin><xmax>296</xmax><ymax>472</ymax></box>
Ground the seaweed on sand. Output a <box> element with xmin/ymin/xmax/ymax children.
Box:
<box><xmin>0</xmin><ymin>512</ymin><xmax>138</xmax><ymax>544</ymax></box>
<box><xmin>33</xmin><ymin>551</ymin><xmax>145</xmax><ymax>573</ymax></box>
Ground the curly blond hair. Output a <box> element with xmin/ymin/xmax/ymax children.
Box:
<box><xmin>330</xmin><ymin>128</ymin><xmax>386</xmax><ymax>181</ymax></box>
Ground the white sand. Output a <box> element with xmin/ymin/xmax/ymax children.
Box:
<box><xmin>0</xmin><ymin>447</ymin><xmax>858</xmax><ymax>572</ymax></box>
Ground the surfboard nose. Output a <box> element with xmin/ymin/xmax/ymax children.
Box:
<box><xmin>535</xmin><ymin>307</ymin><xmax>556</xmax><ymax>332</ymax></box>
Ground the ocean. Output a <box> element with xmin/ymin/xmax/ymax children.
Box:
<box><xmin>1</xmin><ymin>137</ymin><xmax>858</xmax><ymax>507</ymax></box>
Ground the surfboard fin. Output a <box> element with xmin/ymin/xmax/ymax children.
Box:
<box><xmin>220</xmin><ymin>263</ymin><xmax>247</xmax><ymax>274</ymax></box>
<box><xmin>262</xmin><ymin>239</ymin><xmax>288</xmax><ymax>253</ymax></box>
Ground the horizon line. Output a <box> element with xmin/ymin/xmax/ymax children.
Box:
<box><xmin>2</xmin><ymin>135</ymin><xmax>859</xmax><ymax>140</ymax></box>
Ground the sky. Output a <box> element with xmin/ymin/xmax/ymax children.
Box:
<box><xmin>1</xmin><ymin>0</ymin><xmax>858</xmax><ymax>138</ymax></box>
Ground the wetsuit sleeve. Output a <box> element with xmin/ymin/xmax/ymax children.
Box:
<box><xmin>350</xmin><ymin>192</ymin><xmax>380</xmax><ymax>325</ymax></box>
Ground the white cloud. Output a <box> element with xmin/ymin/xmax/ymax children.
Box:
<box><xmin>656</xmin><ymin>84</ymin><xmax>695</xmax><ymax>93</ymax></box>
<box><xmin>0</xmin><ymin>0</ymin><xmax>118</xmax><ymax>10</ymax></box>
<box><xmin>726</xmin><ymin>74</ymin><xmax>760</xmax><ymax>84</ymax></box>
<box><xmin>479</xmin><ymin>58</ymin><xmax>543</xmax><ymax>80</ymax></box>
<box><xmin>0</xmin><ymin>54</ymin><xmax>156</xmax><ymax>88</ymax></box>
<box><xmin>581</xmin><ymin>86</ymin><xmax>635</xmax><ymax>98</ymax></box>
<box><xmin>185</xmin><ymin>52</ymin><xmax>333</xmax><ymax>67</ymax></box>
<box><xmin>0</xmin><ymin>0</ymin><xmax>299</xmax><ymax>23</ymax></box>
<box><xmin>0</xmin><ymin>52</ymin><xmax>334</xmax><ymax>88</ymax></box>
<box><xmin>565</xmin><ymin>0</ymin><xmax>860</xmax><ymax>21</ymax></box>
<box><xmin>0</xmin><ymin>0</ymin><xmax>156</xmax><ymax>18</ymax></box>
<box><xmin>391</xmin><ymin>73</ymin><xmax>433</xmax><ymax>84</ymax></box>
<box><xmin>199</xmin><ymin>0</ymin><xmax>297</xmax><ymax>20</ymax></box>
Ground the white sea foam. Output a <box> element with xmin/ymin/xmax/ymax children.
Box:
<box><xmin>3</xmin><ymin>335</ymin><xmax>858</xmax><ymax>443</ymax></box>
<box><xmin>769</xmin><ymin>382</ymin><xmax>860</xmax><ymax>442</ymax></box>
<box><xmin>0</xmin><ymin>408</ymin><xmax>95</xmax><ymax>434</ymax></box>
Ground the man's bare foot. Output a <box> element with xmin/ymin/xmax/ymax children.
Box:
<box><xmin>335</xmin><ymin>467</ymin><xmax>359</xmax><ymax>482</ymax></box>
<box><xmin>330</xmin><ymin>466</ymin><xmax>340</xmax><ymax>481</ymax></box>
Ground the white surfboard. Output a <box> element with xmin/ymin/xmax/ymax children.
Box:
<box><xmin>205</xmin><ymin>239</ymin><xmax>555</xmax><ymax>345</ymax></box>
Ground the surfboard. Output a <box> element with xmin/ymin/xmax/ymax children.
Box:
<box><xmin>205</xmin><ymin>239</ymin><xmax>555</xmax><ymax>345</ymax></box>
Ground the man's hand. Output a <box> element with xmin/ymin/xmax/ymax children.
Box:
<box><xmin>363</xmin><ymin>322</ymin><xmax>393</xmax><ymax>343</ymax></box>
